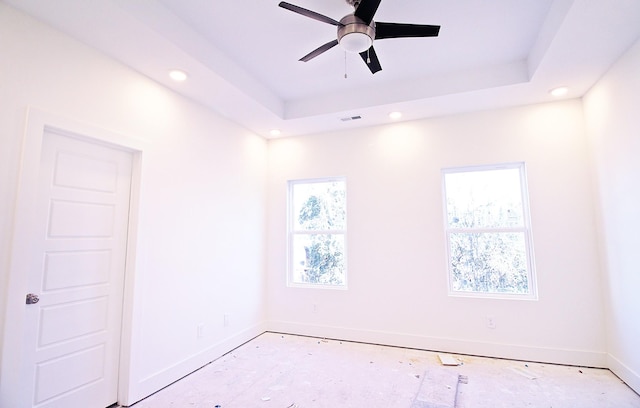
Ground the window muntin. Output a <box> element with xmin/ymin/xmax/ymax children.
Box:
<box><xmin>288</xmin><ymin>178</ymin><xmax>347</xmax><ymax>287</ymax></box>
<box><xmin>443</xmin><ymin>163</ymin><xmax>537</xmax><ymax>299</ymax></box>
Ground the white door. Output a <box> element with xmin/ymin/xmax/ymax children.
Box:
<box><xmin>22</xmin><ymin>129</ymin><xmax>133</xmax><ymax>407</ymax></box>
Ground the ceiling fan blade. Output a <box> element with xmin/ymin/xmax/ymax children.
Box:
<box><xmin>354</xmin><ymin>0</ymin><xmax>381</xmax><ymax>25</ymax></box>
<box><xmin>359</xmin><ymin>46</ymin><xmax>382</xmax><ymax>74</ymax></box>
<box><xmin>300</xmin><ymin>39</ymin><xmax>339</xmax><ymax>62</ymax></box>
<box><xmin>279</xmin><ymin>2</ymin><xmax>343</xmax><ymax>26</ymax></box>
<box><xmin>375</xmin><ymin>22</ymin><xmax>441</xmax><ymax>39</ymax></box>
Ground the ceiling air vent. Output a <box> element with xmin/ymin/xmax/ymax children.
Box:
<box><xmin>340</xmin><ymin>115</ymin><xmax>362</xmax><ymax>122</ymax></box>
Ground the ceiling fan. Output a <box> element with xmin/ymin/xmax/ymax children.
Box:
<box><xmin>278</xmin><ymin>0</ymin><xmax>440</xmax><ymax>74</ymax></box>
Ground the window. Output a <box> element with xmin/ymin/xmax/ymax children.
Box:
<box><xmin>288</xmin><ymin>178</ymin><xmax>347</xmax><ymax>287</ymax></box>
<box><xmin>442</xmin><ymin>163</ymin><xmax>537</xmax><ymax>299</ymax></box>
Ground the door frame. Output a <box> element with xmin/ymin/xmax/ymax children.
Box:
<box><xmin>0</xmin><ymin>107</ymin><xmax>145</xmax><ymax>407</ymax></box>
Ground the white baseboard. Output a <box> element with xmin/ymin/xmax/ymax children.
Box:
<box><xmin>267</xmin><ymin>320</ymin><xmax>608</xmax><ymax>369</ymax></box>
<box><xmin>124</xmin><ymin>322</ymin><xmax>267</xmax><ymax>406</ymax></box>
<box><xmin>608</xmin><ymin>353</ymin><xmax>640</xmax><ymax>395</ymax></box>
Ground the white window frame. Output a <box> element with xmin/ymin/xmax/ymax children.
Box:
<box><xmin>442</xmin><ymin>162</ymin><xmax>537</xmax><ymax>300</ymax></box>
<box><xmin>287</xmin><ymin>177</ymin><xmax>347</xmax><ymax>289</ymax></box>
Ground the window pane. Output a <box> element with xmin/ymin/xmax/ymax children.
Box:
<box><xmin>445</xmin><ymin>168</ymin><xmax>524</xmax><ymax>228</ymax></box>
<box><xmin>292</xmin><ymin>234</ymin><xmax>345</xmax><ymax>285</ymax></box>
<box><xmin>292</xmin><ymin>181</ymin><xmax>346</xmax><ymax>231</ymax></box>
<box><xmin>449</xmin><ymin>232</ymin><xmax>529</xmax><ymax>294</ymax></box>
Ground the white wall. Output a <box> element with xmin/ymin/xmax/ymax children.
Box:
<box><xmin>0</xmin><ymin>4</ymin><xmax>267</xmax><ymax>405</ymax></box>
<box><xmin>267</xmin><ymin>99</ymin><xmax>607</xmax><ymax>367</ymax></box>
<box><xmin>584</xmin><ymin>38</ymin><xmax>640</xmax><ymax>393</ymax></box>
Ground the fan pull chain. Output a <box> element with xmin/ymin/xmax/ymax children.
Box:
<box><xmin>367</xmin><ymin>48</ymin><xmax>371</xmax><ymax>64</ymax></box>
<box><xmin>344</xmin><ymin>51</ymin><xmax>348</xmax><ymax>79</ymax></box>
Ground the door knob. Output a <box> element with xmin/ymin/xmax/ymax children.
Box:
<box><xmin>26</xmin><ymin>293</ymin><xmax>39</xmax><ymax>304</ymax></box>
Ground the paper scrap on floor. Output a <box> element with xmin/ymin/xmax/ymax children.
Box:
<box><xmin>438</xmin><ymin>354</ymin><xmax>461</xmax><ymax>366</ymax></box>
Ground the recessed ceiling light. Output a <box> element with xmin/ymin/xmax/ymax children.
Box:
<box><xmin>550</xmin><ymin>86</ymin><xmax>568</xmax><ymax>97</ymax></box>
<box><xmin>269</xmin><ymin>129</ymin><xmax>281</xmax><ymax>137</ymax></box>
<box><xmin>169</xmin><ymin>69</ymin><xmax>188</xmax><ymax>82</ymax></box>
<box><xmin>389</xmin><ymin>111</ymin><xmax>402</xmax><ymax>120</ymax></box>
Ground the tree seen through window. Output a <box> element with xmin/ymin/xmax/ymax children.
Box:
<box><xmin>289</xmin><ymin>179</ymin><xmax>346</xmax><ymax>286</ymax></box>
<box><xmin>443</xmin><ymin>164</ymin><xmax>536</xmax><ymax>297</ymax></box>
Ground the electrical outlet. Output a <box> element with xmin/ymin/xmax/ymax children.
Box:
<box><xmin>197</xmin><ymin>323</ymin><xmax>205</xmax><ymax>338</ymax></box>
<box><xmin>486</xmin><ymin>316</ymin><xmax>496</xmax><ymax>329</ymax></box>
<box><xmin>312</xmin><ymin>304</ymin><xmax>317</xmax><ymax>313</ymax></box>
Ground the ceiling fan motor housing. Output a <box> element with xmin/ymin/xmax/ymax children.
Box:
<box><xmin>337</xmin><ymin>14</ymin><xmax>375</xmax><ymax>53</ymax></box>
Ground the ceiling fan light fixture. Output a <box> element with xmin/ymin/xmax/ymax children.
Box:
<box><xmin>340</xmin><ymin>32</ymin><xmax>373</xmax><ymax>53</ymax></box>
<box><xmin>338</xmin><ymin>14</ymin><xmax>374</xmax><ymax>53</ymax></box>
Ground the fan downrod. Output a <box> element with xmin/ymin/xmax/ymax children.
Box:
<box><xmin>346</xmin><ymin>0</ymin><xmax>361</xmax><ymax>9</ymax></box>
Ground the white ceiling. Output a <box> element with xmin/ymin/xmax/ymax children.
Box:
<box><xmin>5</xmin><ymin>0</ymin><xmax>640</xmax><ymax>138</ymax></box>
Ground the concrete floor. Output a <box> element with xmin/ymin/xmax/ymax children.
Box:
<box><xmin>129</xmin><ymin>332</ymin><xmax>640</xmax><ymax>408</ymax></box>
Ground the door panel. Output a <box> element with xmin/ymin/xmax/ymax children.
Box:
<box><xmin>38</xmin><ymin>297</ymin><xmax>109</xmax><ymax>347</ymax></box>
<box><xmin>53</xmin><ymin>151</ymin><xmax>119</xmax><ymax>192</ymax></box>
<box><xmin>42</xmin><ymin>250</ymin><xmax>111</xmax><ymax>290</ymax></box>
<box><xmin>34</xmin><ymin>345</ymin><xmax>106</xmax><ymax>404</ymax></box>
<box><xmin>23</xmin><ymin>130</ymin><xmax>133</xmax><ymax>408</ymax></box>
<box><xmin>48</xmin><ymin>200</ymin><xmax>115</xmax><ymax>237</ymax></box>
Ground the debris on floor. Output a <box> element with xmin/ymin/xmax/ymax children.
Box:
<box><xmin>438</xmin><ymin>354</ymin><xmax>462</xmax><ymax>366</ymax></box>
